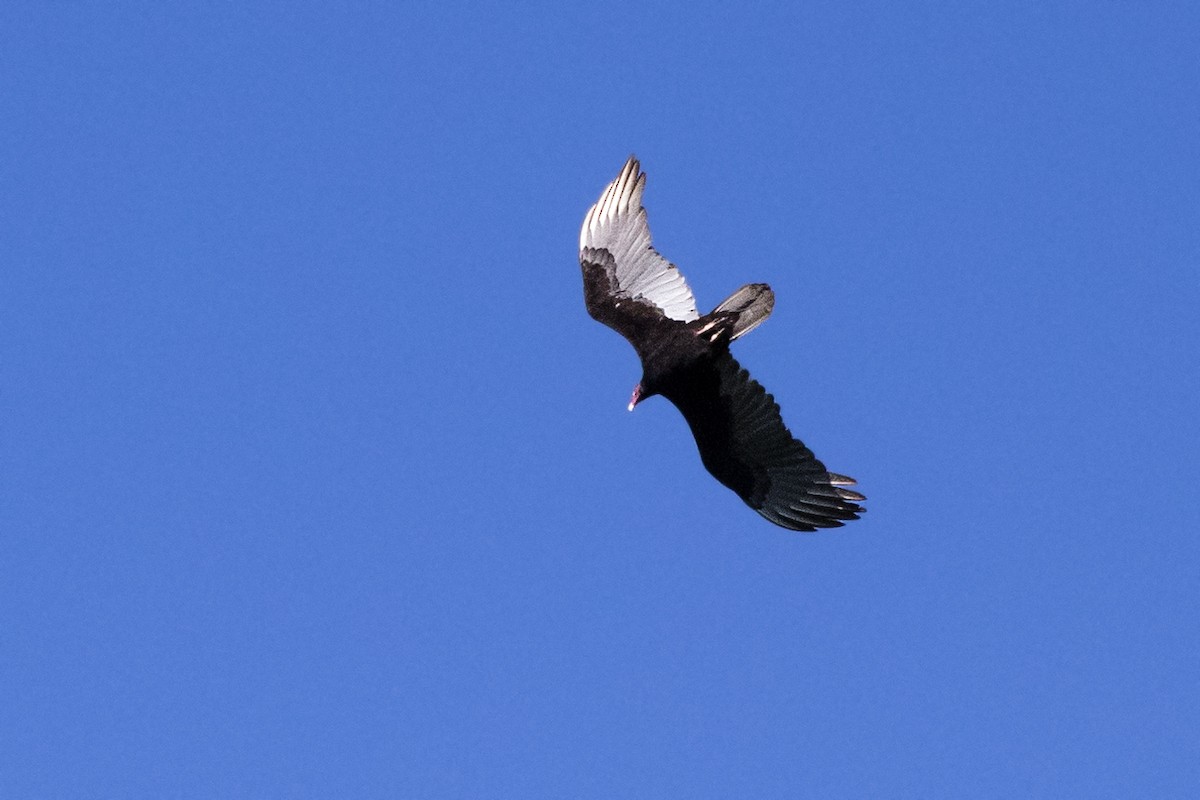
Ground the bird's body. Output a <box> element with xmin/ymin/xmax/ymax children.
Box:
<box><xmin>578</xmin><ymin>156</ymin><xmax>865</xmax><ymax>532</ymax></box>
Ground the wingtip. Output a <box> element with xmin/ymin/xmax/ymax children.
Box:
<box><xmin>825</xmin><ymin>472</ymin><xmax>865</xmax><ymax>502</ymax></box>
<box><xmin>581</xmin><ymin>155</ymin><xmax>648</xmax><ymax>253</ymax></box>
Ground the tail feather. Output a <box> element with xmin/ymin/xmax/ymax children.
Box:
<box><xmin>712</xmin><ymin>283</ymin><xmax>774</xmax><ymax>341</ymax></box>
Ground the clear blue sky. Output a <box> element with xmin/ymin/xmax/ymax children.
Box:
<box><xmin>4</xmin><ymin>3</ymin><xmax>1198</xmax><ymax>797</ymax></box>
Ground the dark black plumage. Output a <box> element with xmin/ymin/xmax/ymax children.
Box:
<box><xmin>578</xmin><ymin>156</ymin><xmax>864</xmax><ymax>532</ymax></box>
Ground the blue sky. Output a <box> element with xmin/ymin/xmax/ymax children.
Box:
<box><xmin>3</xmin><ymin>3</ymin><xmax>1198</xmax><ymax>797</ymax></box>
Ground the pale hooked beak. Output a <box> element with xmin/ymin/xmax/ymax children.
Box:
<box><xmin>628</xmin><ymin>384</ymin><xmax>642</xmax><ymax>412</ymax></box>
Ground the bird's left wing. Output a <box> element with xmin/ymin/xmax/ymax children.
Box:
<box><xmin>661</xmin><ymin>351</ymin><xmax>865</xmax><ymax>532</ymax></box>
<box><xmin>579</xmin><ymin>156</ymin><xmax>699</xmax><ymax>338</ymax></box>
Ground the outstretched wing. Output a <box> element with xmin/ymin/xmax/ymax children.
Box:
<box><xmin>579</xmin><ymin>156</ymin><xmax>699</xmax><ymax>345</ymax></box>
<box><xmin>660</xmin><ymin>351</ymin><xmax>865</xmax><ymax>532</ymax></box>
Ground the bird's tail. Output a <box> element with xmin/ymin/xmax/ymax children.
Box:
<box><xmin>711</xmin><ymin>283</ymin><xmax>774</xmax><ymax>341</ymax></box>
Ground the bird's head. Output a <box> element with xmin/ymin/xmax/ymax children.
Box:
<box><xmin>628</xmin><ymin>381</ymin><xmax>653</xmax><ymax>411</ymax></box>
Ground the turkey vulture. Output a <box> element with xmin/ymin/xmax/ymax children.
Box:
<box><xmin>579</xmin><ymin>156</ymin><xmax>865</xmax><ymax>532</ymax></box>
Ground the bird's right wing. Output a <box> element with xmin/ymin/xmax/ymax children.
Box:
<box><xmin>579</xmin><ymin>156</ymin><xmax>699</xmax><ymax>344</ymax></box>
<box><xmin>661</xmin><ymin>351</ymin><xmax>865</xmax><ymax>532</ymax></box>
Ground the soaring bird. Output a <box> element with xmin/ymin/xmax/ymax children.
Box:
<box><xmin>579</xmin><ymin>156</ymin><xmax>865</xmax><ymax>532</ymax></box>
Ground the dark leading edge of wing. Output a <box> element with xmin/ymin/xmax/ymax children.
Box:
<box><xmin>659</xmin><ymin>351</ymin><xmax>865</xmax><ymax>532</ymax></box>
